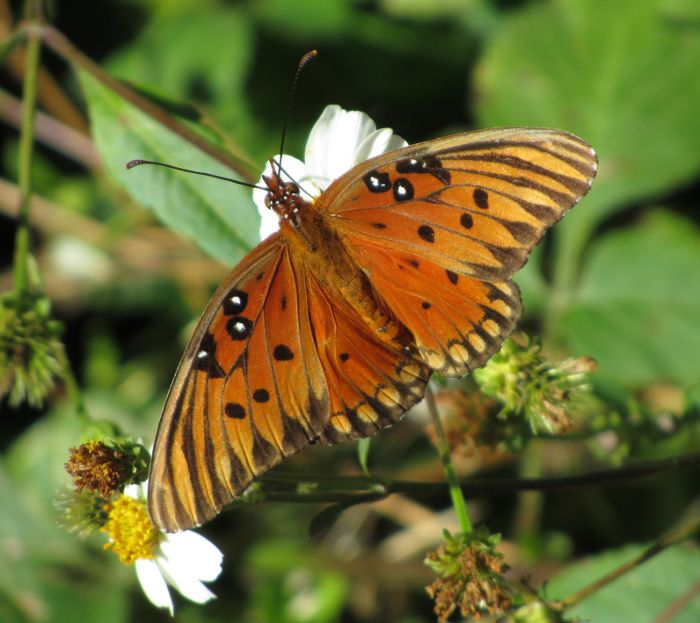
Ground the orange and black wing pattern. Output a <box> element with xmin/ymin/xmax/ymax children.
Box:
<box><xmin>148</xmin><ymin>235</ymin><xmax>328</xmax><ymax>531</ymax></box>
<box><xmin>149</xmin><ymin>236</ymin><xmax>430</xmax><ymax>531</ymax></box>
<box><xmin>318</xmin><ymin>127</ymin><xmax>597</xmax><ymax>376</ymax></box>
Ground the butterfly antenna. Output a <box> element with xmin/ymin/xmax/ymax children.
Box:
<box><xmin>277</xmin><ymin>49</ymin><xmax>318</xmax><ymax>179</ymax></box>
<box><xmin>126</xmin><ymin>159</ymin><xmax>268</xmax><ymax>191</ymax></box>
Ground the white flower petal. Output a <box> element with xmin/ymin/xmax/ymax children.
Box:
<box><xmin>136</xmin><ymin>558</ymin><xmax>174</xmax><ymax>616</ymax></box>
<box><xmin>157</xmin><ymin>556</ymin><xmax>217</xmax><ymax>605</ymax></box>
<box><xmin>160</xmin><ymin>531</ymin><xmax>223</xmax><ymax>582</ymax></box>
<box><xmin>258</xmin><ymin>204</ymin><xmax>281</xmax><ymax>240</ymax></box>
<box><xmin>353</xmin><ymin>128</ymin><xmax>408</xmax><ymax>164</ymax></box>
<box><xmin>305</xmin><ymin>105</ymin><xmax>377</xmax><ymax>188</ymax></box>
<box><xmin>252</xmin><ymin>105</ymin><xmax>408</xmax><ymax>240</ymax></box>
<box><xmin>123</xmin><ymin>483</ymin><xmax>141</xmax><ymax>499</ymax></box>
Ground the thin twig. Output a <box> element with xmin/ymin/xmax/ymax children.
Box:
<box><xmin>12</xmin><ymin>1</ymin><xmax>41</xmax><ymax>296</ymax></box>
<box><xmin>553</xmin><ymin>507</ymin><xmax>700</xmax><ymax>610</ymax></box>
<box><xmin>0</xmin><ymin>25</ymin><xmax>27</xmax><ymax>65</ymax></box>
<box><xmin>247</xmin><ymin>451</ymin><xmax>700</xmax><ymax>503</ymax></box>
<box><xmin>0</xmin><ymin>88</ymin><xmax>99</xmax><ymax>167</ymax></box>
<box><xmin>0</xmin><ymin>3</ymin><xmax>88</xmax><ymax>133</ymax></box>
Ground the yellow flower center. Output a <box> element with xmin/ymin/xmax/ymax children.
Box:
<box><xmin>101</xmin><ymin>495</ymin><xmax>160</xmax><ymax>565</ymax></box>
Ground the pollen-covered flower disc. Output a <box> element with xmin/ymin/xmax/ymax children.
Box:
<box><xmin>147</xmin><ymin>105</ymin><xmax>598</xmax><ymax>532</ymax></box>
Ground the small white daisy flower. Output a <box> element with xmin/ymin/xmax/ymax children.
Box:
<box><xmin>101</xmin><ymin>482</ymin><xmax>223</xmax><ymax>616</ymax></box>
<box><xmin>254</xmin><ymin>104</ymin><xmax>407</xmax><ymax>239</ymax></box>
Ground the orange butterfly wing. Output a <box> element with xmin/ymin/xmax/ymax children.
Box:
<box><xmin>148</xmin><ymin>234</ymin><xmax>322</xmax><ymax>530</ymax></box>
<box><xmin>148</xmin><ymin>233</ymin><xmax>429</xmax><ymax>531</ymax></box>
<box><xmin>317</xmin><ymin>127</ymin><xmax>597</xmax><ymax>376</ymax></box>
<box><xmin>149</xmin><ymin>126</ymin><xmax>596</xmax><ymax>531</ymax></box>
<box><xmin>302</xmin><ymin>269</ymin><xmax>429</xmax><ymax>444</ymax></box>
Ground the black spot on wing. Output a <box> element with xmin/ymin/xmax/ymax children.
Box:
<box><xmin>273</xmin><ymin>344</ymin><xmax>294</xmax><ymax>361</ymax></box>
<box><xmin>194</xmin><ymin>332</ymin><xmax>225</xmax><ymax>378</ymax></box>
<box><xmin>393</xmin><ymin>178</ymin><xmax>414</xmax><ymax>202</ymax></box>
<box><xmin>363</xmin><ymin>170</ymin><xmax>391</xmax><ymax>193</ymax></box>
<box><xmin>395</xmin><ymin>156</ymin><xmax>451</xmax><ymax>184</ymax></box>
<box><xmin>474</xmin><ymin>188</ymin><xmax>489</xmax><ymax>209</ymax></box>
<box><xmin>225</xmin><ymin>402</ymin><xmax>246</xmax><ymax>419</ymax></box>
<box><xmin>253</xmin><ymin>388</ymin><xmax>270</xmax><ymax>403</ymax></box>
<box><xmin>227</xmin><ymin>317</ymin><xmax>253</xmax><ymax>341</ymax></box>
<box><xmin>223</xmin><ymin>289</ymin><xmax>248</xmax><ymax>315</ymax></box>
<box><xmin>418</xmin><ymin>225</ymin><xmax>435</xmax><ymax>243</ymax></box>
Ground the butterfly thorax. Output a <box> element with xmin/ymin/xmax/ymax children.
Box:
<box><xmin>268</xmin><ymin>179</ymin><xmax>410</xmax><ymax>352</ymax></box>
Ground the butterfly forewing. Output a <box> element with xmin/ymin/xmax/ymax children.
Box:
<box><xmin>148</xmin><ymin>235</ymin><xmax>329</xmax><ymax>531</ymax></box>
<box><xmin>317</xmin><ymin>127</ymin><xmax>597</xmax><ymax>376</ymax></box>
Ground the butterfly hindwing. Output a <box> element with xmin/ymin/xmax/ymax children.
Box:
<box><xmin>354</xmin><ymin>241</ymin><xmax>521</xmax><ymax>376</ymax></box>
<box><xmin>300</xmin><ymin>266</ymin><xmax>430</xmax><ymax>443</ymax></box>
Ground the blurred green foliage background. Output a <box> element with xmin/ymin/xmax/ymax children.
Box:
<box><xmin>1</xmin><ymin>0</ymin><xmax>700</xmax><ymax>621</ymax></box>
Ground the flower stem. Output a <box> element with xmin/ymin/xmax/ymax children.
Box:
<box><xmin>12</xmin><ymin>3</ymin><xmax>42</xmax><ymax>297</ymax></box>
<box><xmin>425</xmin><ymin>385</ymin><xmax>473</xmax><ymax>534</ymax></box>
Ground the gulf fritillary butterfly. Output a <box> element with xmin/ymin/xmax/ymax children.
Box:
<box><xmin>147</xmin><ymin>108</ymin><xmax>597</xmax><ymax>532</ymax></box>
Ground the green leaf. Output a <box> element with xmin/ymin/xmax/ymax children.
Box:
<box><xmin>562</xmin><ymin>210</ymin><xmax>700</xmax><ymax>388</ymax></box>
<box><xmin>475</xmin><ymin>0</ymin><xmax>700</xmax><ymax>293</ymax></box>
<box><xmin>253</xmin><ymin>0</ymin><xmax>353</xmax><ymax>38</ymax></box>
<box><xmin>548</xmin><ymin>544</ymin><xmax>700</xmax><ymax>623</ymax></box>
<box><xmin>247</xmin><ymin>539</ymin><xmax>349</xmax><ymax>623</ymax></box>
<box><xmin>80</xmin><ymin>70</ymin><xmax>259</xmax><ymax>265</ymax></box>
<box><xmin>105</xmin><ymin>8</ymin><xmax>255</xmax><ymax>130</ymax></box>
<box><xmin>357</xmin><ymin>437</ymin><xmax>371</xmax><ymax>477</ymax></box>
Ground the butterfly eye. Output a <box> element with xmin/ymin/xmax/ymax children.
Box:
<box><xmin>284</xmin><ymin>181</ymin><xmax>300</xmax><ymax>195</ymax></box>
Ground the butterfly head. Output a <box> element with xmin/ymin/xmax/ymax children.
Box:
<box><xmin>262</xmin><ymin>163</ymin><xmax>308</xmax><ymax>227</ymax></box>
